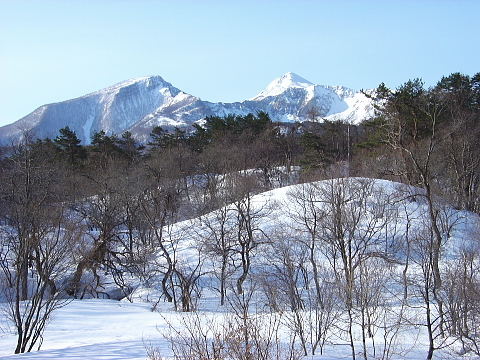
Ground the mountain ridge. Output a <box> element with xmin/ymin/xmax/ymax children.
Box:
<box><xmin>0</xmin><ymin>73</ymin><xmax>375</xmax><ymax>144</ymax></box>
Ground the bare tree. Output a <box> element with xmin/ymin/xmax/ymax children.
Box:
<box><xmin>172</xmin><ymin>255</ymin><xmax>204</xmax><ymax>312</ymax></box>
<box><xmin>284</xmin><ymin>183</ymin><xmax>339</xmax><ymax>355</ymax></box>
<box><xmin>374</xmin><ymin>82</ymin><xmax>454</xmax><ymax>357</ymax></box>
<box><xmin>227</xmin><ymin>174</ymin><xmax>272</xmax><ymax>295</ymax></box>
<box><xmin>262</xmin><ymin>230</ymin><xmax>309</xmax><ymax>355</ymax></box>
<box><xmin>137</xmin><ymin>174</ymin><xmax>183</xmax><ymax>305</ymax></box>
<box><xmin>196</xmin><ymin>204</ymin><xmax>237</xmax><ymax>306</ymax></box>
<box><xmin>0</xmin><ymin>133</ymin><xmax>79</xmax><ymax>353</ymax></box>
<box><xmin>67</xmin><ymin>166</ymin><xmax>126</xmax><ymax>298</ymax></box>
<box><xmin>284</xmin><ymin>178</ymin><xmax>399</xmax><ymax>359</ymax></box>
<box><xmin>442</xmin><ymin>221</ymin><xmax>480</xmax><ymax>356</ymax></box>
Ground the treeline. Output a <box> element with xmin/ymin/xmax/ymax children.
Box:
<box><xmin>1</xmin><ymin>71</ymin><xmax>480</xmax><ymax>358</ymax></box>
<box><xmin>12</xmin><ymin>110</ymin><xmax>362</xmax><ymax>180</ymax></box>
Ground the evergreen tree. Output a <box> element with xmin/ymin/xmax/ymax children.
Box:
<box><xmin>117</xmin><ymin>131</ymin><xmax>144</xmax><ymax>160</ymax></box>
<box><xmin>299</xmin><ymin>130</ymin><xmax>330</xmax><ymax>173</ymax></box>
<box><xmin>88</xmin><ymin>130</ymin><xmax>125</xmax><ymax>167</ymax></box>
<box><xmin>54</xmin><ymin>126</ymin><xmax>87</xmax><ymax>165</ymax></box>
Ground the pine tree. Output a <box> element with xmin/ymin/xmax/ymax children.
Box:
<box><xmin>54</xmin><ymin>126</ymin><xmax>87</xmax><ymax>165</ymax></box>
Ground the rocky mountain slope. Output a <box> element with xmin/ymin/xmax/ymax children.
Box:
<box><xmin>0</xmin><ymin>72</ymin><xmax>375</xmax><ymax>144</ymax></box>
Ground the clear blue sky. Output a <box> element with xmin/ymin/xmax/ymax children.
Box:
<box><xmin>0</xmin><ymin>0</ymin><xmax>478</xmax><ymax>127</ymax></box>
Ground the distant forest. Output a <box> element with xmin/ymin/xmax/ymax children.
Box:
<box><xmin>1</xmin><ymin>71</ymin><xmax>480</xmax><ymax>358</ymax></box>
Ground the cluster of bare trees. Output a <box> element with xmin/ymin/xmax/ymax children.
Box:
<box><xmin>271</xmin><ymin>178</ymin><xmax>480</xmax><ymax>359</ymax></box>
<box><xmin>145</xmin><ymin>176</ymin><xmax>480</xmax><ymax>360</ymax></box>
<box><xmin>353</xmin><ymin>71</ymin><xmax>480</xmax><ymax>358</ymax></box>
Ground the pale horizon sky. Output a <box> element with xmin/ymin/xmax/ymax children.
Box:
<box><xmin>0</xmin><ymin>0</ymin><xmax>479</xmax><ymax>127</ymax></box>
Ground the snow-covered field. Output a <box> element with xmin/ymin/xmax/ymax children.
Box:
<box><xmin>0</xmin><ymin>299</ymin><xmax>160</xmax><ymax>359</ymax></box>
<box><xmin>0</xmin><ymin>299</ymin><xmax>435</xmax><ymax>360</ymax></box>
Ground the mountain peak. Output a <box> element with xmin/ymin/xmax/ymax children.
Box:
<box><xmin>252</xmin><ymin>72</ymin><xmax>314</xmax><ymax>99</ymax></box>
<box><xmin>88</xmin><ymin>75</ymin><xmax>174</xmax><ymax>97</ymax></box>
<box><xmin>279</xmin><ymin>72</ymin><xmax>314</xmax><ymax>86</ymax></box>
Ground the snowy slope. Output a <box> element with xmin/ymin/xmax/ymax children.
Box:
<box><xmin>0</xmin><ymin>73</ymin><xmax>374</xmax><ymax>144</ymax></box>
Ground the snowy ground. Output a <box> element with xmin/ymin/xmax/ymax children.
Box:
<box><xmin>0</xmin><ymin>299</ymin><xmax>162</xmax><ymax>359</ymax></box>
<box><xmin>0</xmin><ymin>298</ymin><xmax>447</xmax><ymax>360</ymax></box>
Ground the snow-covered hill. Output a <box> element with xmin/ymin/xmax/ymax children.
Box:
<box><xmin>0</xmin><ymin>73</ymin><xmax>375</xmax><ymax>144</ymax></box>
<box><xmin>1</xmin><ymin>177</ymin><xmax>478</xmax><ymax>360</ymax></box>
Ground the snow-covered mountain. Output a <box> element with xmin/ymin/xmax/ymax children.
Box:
<box><xmin>0</xmin><ymin>73</ymin><xmax>375</xmax><ymax>144</ymax></box>
<box><xmin>246</xmin><ymin>72</ymin><xmax>375</xmax><ymax>124</ymax></box>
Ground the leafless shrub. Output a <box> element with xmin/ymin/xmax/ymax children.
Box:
<box><xmin>149</xmin><ymin>289</ymin><xmax>303</xmax><ymax>360</ymax></box>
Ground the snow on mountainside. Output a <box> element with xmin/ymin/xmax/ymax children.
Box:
<box><xmin>0</xmin><ymin>76</ymin><xmax>195</xmax><ymax>145</ymax></box>
<box><xmin>249</xmin><ymin>72</ymin><xmax>375</xmax><ymax>123</ymax></box>
<box><xmin>0</xmin><ymin>73</ymin><xmax>375</xmax><ymax>144</ymax></box>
